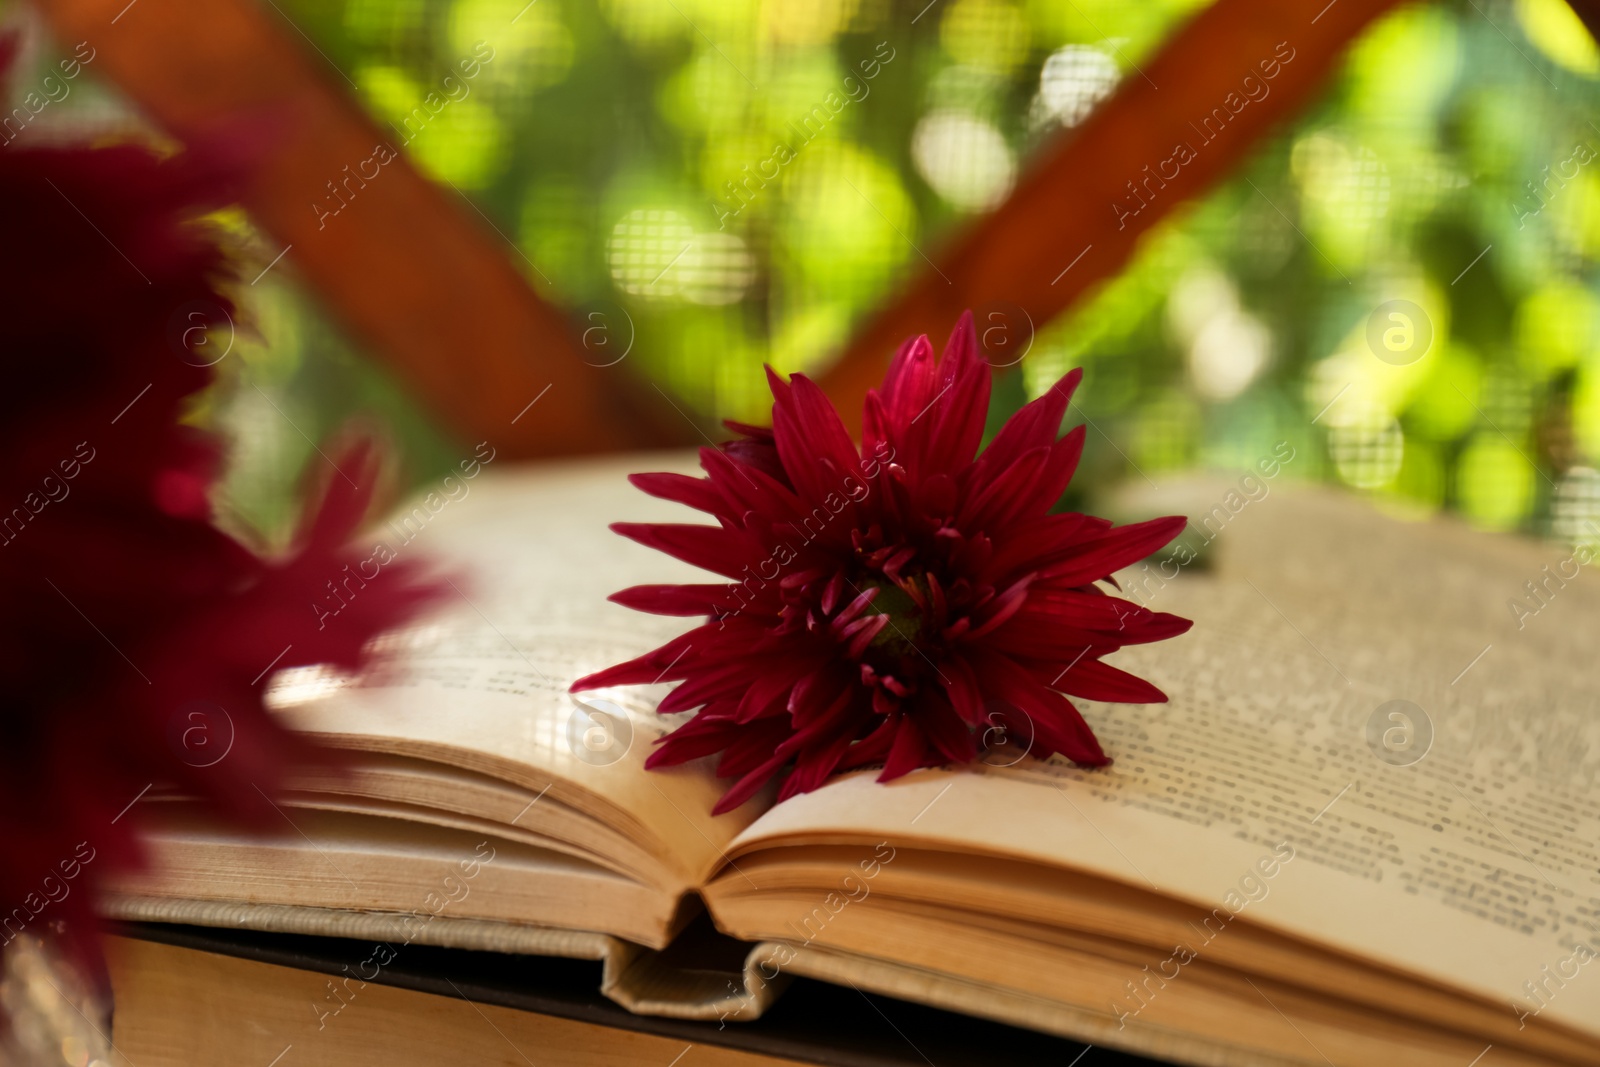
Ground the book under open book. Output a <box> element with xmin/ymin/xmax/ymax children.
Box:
<box><xmin>105</xmin><ymin>454</ymin><xmax>1600</xmax><ymax>1067</ymax></box>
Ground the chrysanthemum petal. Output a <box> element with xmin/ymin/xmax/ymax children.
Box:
<box><xmin>627</xmin><ymin>472</ymin><xmax>723</xmax><ymax>517</ymax></box>
<box><xmin>713</xmin><ymin>752</ymin><xmax>788</xmax><ymax>815</ymax></box>
<box><xmin>1031</xmin><ymin>425</ymin><xmax>1087</xmax><ymax>516</ymax></box>
<box><xmin>786</xmin><ymin>667</ymin><xmax>848</xmax><ymax>727</ymax></box>
<box><xmin>657</xmin><ymin>656</ymin><xmax>773</xmax><ymax>713</ymax></box>
<box><xmin>646</xmin><ymin>709</ymin><xmax>744</xmax><ymax>767</ymax></box>
<box><xmin>922</xmin><ymin>311</ymin><xmax>990</xmax><ymax>475</ymax></box>
<box><xmin>608</xmin><ymin>583</ymin><xmax>732</xmax><ymax>617</ymax></box>
<box><xmin>700</xmin><ymin>446</ymin><xmax>804</xmax><ymax>524</ymax></box>
<box><xmin>1048</xmin><ymin>656</ymin><xmax>1170</xmax><ymax>703</ymax></box>
<box><xmin>879</xmin><ymin>715</ymin><xmax>930</xmax><ymax>781</ymax></box>
<box><xmin>723</xmin><ymin>419</ymin><xmax>774</xmax><ymax>441</ymax></box>
<box><xmin>976</xmin><ymin>367</ymin><xmax>1082</xmax><ymax>478</ymax></box>
<box><xmin>611</xmin><ymin>522</ymin><xmax>751</xmax><ymax>579</ymax></box>
<box><xmin>776</xmin><ymin>688</ymin><xmax>857</xmax><ymax>794</ymax></box>
<box><xmin>918</xmin><ymin>691</ymin><xmax>978</xmax><ymax>764</ymax></box>
<box><xmin>968</xmin><ymin>648</ymin><xmax>1109</xmax><ymax>766</ymax></box>
<box><xmin>768</xmin><ymin>368</ymin><xmax>865</xmax><ymax>505</ymax></box>
<box><xmin>985</xmin><ymin>512</ymin><xmax>1091</xmax><ymax>580</ymax></box>
<box><xmin>938</xmin><ymin>654</ymin><xmax>988</xmax><ymax>726</ymax></box>
<box><xmin>570</xmin><ymin>626</ymin><xmax>708</xmax><ymax>690</ymax></box>
<box><xmin>737</xmin><ymin>669</ymin><xmax>802</xmax><ymax>722</ymax></box>
<box><xmin>827</xmin><ymin>720</ymin><xmax>886</xmax><ymax>773</ymax></box>
<box><xmin>960</xmin><ymin>445</ymin><xmax>1052</xmax><ymax>532</ymax></box>
<box><xmin>877</xmin><ymin>333</ymin><xmax>937</xmax><ymax>431</ymax></box>
<box><xmin>1039</xmin><ymin>515</ymin><xmax>1189</xmax><ymax>587</ymax></box>
<box><xmin>964</xmin><ymin>575</ymin><xmax>1034</xmax><ymax>641</ymax></box>
<box><xmin>998</xmin><ymin>586</ymin><xmax>1144</xmax><ymax>631</ymax></box>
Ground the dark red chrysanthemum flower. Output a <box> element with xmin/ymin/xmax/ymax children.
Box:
<box><xmin>574</xmin><ymin>312</ymin><xmax>1193</xmax><ymax>813</ymax></box>
<box><xmin>0</xmin><ymin>89</ymin><xmax>438</xmax><ymax>957</ymax></box>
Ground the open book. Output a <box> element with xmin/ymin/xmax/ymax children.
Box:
<box><xmin>107</xmin><ymin>454</ymin><xmax>1600</xmax><ymax>1067</ymax></box>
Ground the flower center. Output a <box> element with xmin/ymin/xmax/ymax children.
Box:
<box><xmin>863</xmin><ymin>577</ymin><xmax>924</xmax><ymax>653</ymax></box>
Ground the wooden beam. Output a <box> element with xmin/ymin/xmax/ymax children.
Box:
<box><xmin>41</xmin><ymin>0</ymin><xmax>691</xmax><ymax>457</ymax></box>
<box><xmin>818</xmin><ymin>0</ymin><xmax>1406</xmax><ymax>430</ymax></box>
<box><xmin>1564</xmin><ymin>0</ymin><xmax>1600</xmax><ymax>42</ymax></box>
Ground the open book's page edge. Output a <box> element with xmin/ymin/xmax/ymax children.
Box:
<box><xmin>269</xmin><ymin>453</ymin><xmax>771</xmax><ymax>890</ymax></box>
<box><xmin>101</xmin><ymin>895</ymin><xmax>618</xmax><ymax>961</ymax></box>
<box><xmin>100</xmin><ymin>896</ymin><xmax>785</xmax><ymax>1023</ymax></box>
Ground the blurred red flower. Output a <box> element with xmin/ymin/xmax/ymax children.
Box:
<box><xmin>575</xmin><ymin>312</ymin><xmax>1192</xmax><ymax>814</ymax></box>
<box><xmin>0</xmin><ymin>70</ymin><xmax>438</xmax><ymax>954</ymax></box>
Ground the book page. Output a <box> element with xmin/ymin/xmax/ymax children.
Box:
<box><xmin>730</xmin><ymin>482</ymin><xmax>1600</xmax><ymax>1039</ymax></box>
<box><xmin>271</xmin><ymin>452</ymin><xmax>761</xmax><ymax>891</ymax></box>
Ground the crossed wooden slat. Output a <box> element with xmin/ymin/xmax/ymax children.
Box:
<box><xmin>817</xmin><ymin>0</ymin><xmax>1407</xmax><ymax>432</ymax></box>
<box><xmin>43</xmin><ymin>0</ymin><xmax>686</xmax><ymax>457</ymax></box>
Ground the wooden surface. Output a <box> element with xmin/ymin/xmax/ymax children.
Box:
<box><xmin>108</xmin><ymin>935</ymin><xmax>808</xmax><ymax>1067</ymax></box>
